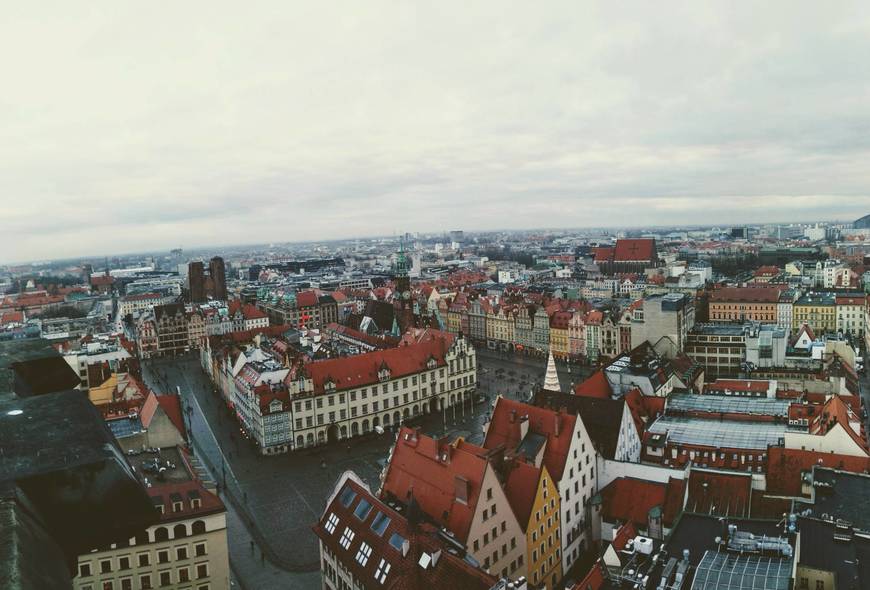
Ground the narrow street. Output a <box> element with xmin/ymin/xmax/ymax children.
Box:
<box><xmin>141</xmin><ymin>352</ymin><xmax>497</xmax><ymax>588</ymax></box>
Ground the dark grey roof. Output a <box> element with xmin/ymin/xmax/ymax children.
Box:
<box><xmin>810</xmin><ymin>468</ymin><xmax>870</xmax><ymax>533</ymax></box>
<box><xmin>0</xmin><ymin>339</ymin><xmax>80</xmax><ymax>399</ymax></box>
<box><xmin>797</xmin><ymin>517</ymin><xmax>870</xmax><ymax>589</ymax></box>
<box><xmin>516</xmin><ymin>431</ymin><xmax>547</xmax><ymax>460</ymax></box>
<box><xmin>533</xmin><ymin>390</ymin><xmax>624</xmax><ymax>459</ymax></box>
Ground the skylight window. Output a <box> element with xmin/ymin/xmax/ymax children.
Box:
<box><xmin>388</xmin><ymin>532</ymin><xmax>406</xmax><ymax>552</ymax></box>
<box><xmin>354</xmin><ymin>497</ymin><xmax>373</xmax><ymax>521</ymax></box>
<box><xmin>340</xmin><ymin>486</ymin><xmax>357</xmax><ymax>507</ymax></box>
<box><xmin>374</xmin><ymin>558</ymin><xmax>391</xmax><ymax>584</ymax></box>
<box><xmin>339</xmin><ymin>526</ymin><xmax>355</xmax><ymax>550</ymax></box>
<box><xmin>371</xmin><ymin>512</ymin><xmax>391</xmax><ymax>536</ymax></box>
<box><xmin>325</xmin><ymin>512</ymin><xmax>339</xmax><ymax>534</ymax></box>
<box><xmin>355</xmin><ymin>542</ymin><xmax>372</xmax><ymax>566</ymax></box>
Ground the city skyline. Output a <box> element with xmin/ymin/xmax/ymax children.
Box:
<box><xmin>4</xmin><ymin>2</ymin><xmax>870</xmax><ymax>259</ymax></box>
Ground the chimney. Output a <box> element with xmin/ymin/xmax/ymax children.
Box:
<box><xmin>510</xmin><ymin>409</ymin><xmax>517</xmax><ymax>424</ymax></box>
<box><xmin>454</xmin><ymin>475</ymin><xmax>469</xmax><ymax>505</ymax></box>
<box><xmin>555</xmin><ymin>412</ymin><xmax>562</xmax><ymax>437</ymax></box>
<box><xmin>519</xmin><ymin>415</ymin><xmax>529</xmax><ymax>441</ymax></box>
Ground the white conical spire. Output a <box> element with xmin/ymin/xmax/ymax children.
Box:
<box><xmin>543</xmin><ymin>350</ymin><xmax>561</xmax><ymax>392</ymax></box>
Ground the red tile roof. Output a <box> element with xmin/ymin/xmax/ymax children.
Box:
<box><xmin>297</xmin><ymin>335</ymin><xmax>454</xmax><ymax>395</ymax></box>
<box><xmin>503</xmin><ymin>460</ymin><xmax>541</xmax><ymax>530</ymax></box>
<box><xmin>140</xmin><ymin>391</ymin><xmax>187</xmax><ymax>439</ymax></box>
<box><xmin>706</xmin><ymin>379</ymin><xmax>771</xmax><ymax>393</ymax></box>
<box><xmin>685</xmin><ymin>469</ymin><xmax>752</xmax><ymax>518</ymax></box>
<box><xmin>296</xmin><ymin>290</ymin><xmax>319</xmax><ymax>307</ymax></box>
<box><xmin>482</xmin><ymin>397</ymin><xmax>577</xmax><ymax>481</ymax></box>
<box><xmin>600</xmin><ymin>477</ymin><xmax>667</xmax><ymax>527</ymax></box>
<box><xmin>313</xmin><ymin>474</ymin><xmax>497</xmax><ymax>590</ymax></box>
<box><xmin>381</xmin><ymin>427</ymin><xmax>489</xmax><ymax>543</ymax></box>
<box><xmin>766</xmin><ymin>447</ymin><xmax>870</xmax><ymax>497</ymax></box>
<box><xmin>753</xmin><ymin>266</ymin><xmax>781</xmax><ymax>277</ymax></box>
<box><xmin>613</xmin><ymin>239</ymin><xmax>657</xmax><ymax>262</ymax></box>
<box><xmin>709</xmin><ymin>286</ymin><xmax>783</xmax><ymax>303</ymax></box>
<box><xmin>573</xmin><ymin>370</ymin><xmax>612</xmax><ymax>399</ymax></box>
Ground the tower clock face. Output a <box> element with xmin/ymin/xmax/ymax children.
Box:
<box><xmin>403</xmin><ymin>291</ymin><xmax>411</xmax><ymax>300</ymax></box>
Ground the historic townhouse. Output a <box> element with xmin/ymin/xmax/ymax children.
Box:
<box><xmin>584</xmin><ymin>311</ymin><xmax>602</xmax><ymax>361</ymax></box>
<box><xmin>467</xmin><ymin>299</ymin><xmax>488</xmax><ymax>342</ymax></box>
<box><xmin>484</xmin><ymin>397</ymin><xmax>598</xmax><ymax>580</ymax></box>
<box><xmin>548</xmin><ymin>311</ymin><xmax>571</xmax><ymax>359</ymax></box>
<box><xmin>74</xmin><ymin>447</ymin><xmax>229</xmax><ymax>590</ymax></box>
<box><xmin>287</xmin><ymin>333</ymin><xmax>477</xmax><ymax>449</ymax></box>
<box><xmin>835</xmin><ymin>294</ymin><xmax>866</xmax><ymax>338</ymax></box>
<box><xmin>708</xmin><ymin>286</ymin><xmax>782</xmax><ymax>323</ymax></box>
<box><xmin>533</xmin><ymin>307</ymin><xmax>550</xmax><ymax>352</ymax></box>
<box><xmin>380</xmin><ymin>427</ymin><xmax>528</xmax><ymax>580</ymax></box>
<box><xmin>515</xmin><ymin>305</ymin><xmax>536</xmax><ymax>351</ymax></box>
<box><xmin>313</xmin><ymin>471</ymin><xmax>498</xmax><ymax>590</ymax></box>
<box><xmin>793</xmin><ymin>292</ymin><xmax>837</xmax><ymax>334</ymax></box>
<box><xmin>486</xmin><ymin>304</ymin><xmax>515</xmax><ymax>349</ymax></box>
<box><xmin>567</xmin><ymin>312</ymin><xmax>586</xmax><ymax>360</ymax></box>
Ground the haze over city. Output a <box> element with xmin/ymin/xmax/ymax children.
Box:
<box><xmin>4</xmin><ymin>2</ymin><xmax>870</xmax><ymax>262</ymax></box>
<box><xmin>6</xmin><ymin>4</ymin><xmax>870</xmax><ymax>590</ymax></box>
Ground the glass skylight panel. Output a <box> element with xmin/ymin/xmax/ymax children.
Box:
<box><xmin>339</xmin><ymin>526</ymin><xmax>355</xmax><ymax>550</ymax></box>
<box><xmin>370</xmin><ymin>511</ymin><xmax>391</xmax><ymax>536</ymax></box>
<box><xmin>355</xmin><ymin>542</ymin><xmax>372</xmax><ymax>566</ymax></box>
<box><xmin>354</xmin><ymin>497</ymin><xmax>373</xmax><ymax>521</ymax></box>
<box><xmin>340</xmin><ymin>485</ymin><xmax>357</xmax><ymax>507</ymax></box>
<box><xmin>388</xmin><ymin>532</ymin><xmax>405</xmax><ymax>551</ymax></box>
<box><xmin>325</xmin><ymin>512</ymin><xmax>339</xmax><ymax>534</ymax></box>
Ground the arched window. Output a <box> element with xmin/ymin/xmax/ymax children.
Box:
<box><xmin>362</xmin><ymin>419</ymin><xmax>370</xmax><ymax>433</ymax></box>
<box><xmin>296</xmin><ymin>435</ymin><xmax>304</xmax><ymax>448</ymax></box>
<box><xmin>351</xmin><ymin>422</ymin><xmax>359</xmax><ymax>436</ymax></box>
<box><xmin>192</xmin><ymin>520</ymin><xmax>206</xmax><ymax>535</ymax></box>
<box><xmin>173</xmin><ymin>524</ymin><xmax>187</xmax><ymax>539</ymax></box>
<box><xmin>306</xmin><ymin>433</ymin><xmax>314</xmax><ymax>444</ymax></box>
<box><xmin>154</xmin><ymin>527</ymin><xmax>169</xmax><ymax>542</ymax></box>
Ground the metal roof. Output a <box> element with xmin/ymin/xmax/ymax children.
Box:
<box><xmin>647</xmin><ymin>416</ymin><xmax>788</xmax><ymax>450</ymax></box>
<box><xmin>667</xmin><ymin>394</ymin><xmax>791</xmax><ymax>418</ymax></box>
<box><xmin>691</xmin><ymin>551</ymin><xmax>792</xmax><ymax>590</ymax></box>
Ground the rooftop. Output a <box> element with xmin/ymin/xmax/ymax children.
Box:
<box><xmin>646</xmin><ymin>415</ymin><xmax>788</xmax><ymax>450</ymax></box>
<box><xmin>667</xmin><ymin>393</ymin><xmax>790</xmax><ymax>418</ymax></box>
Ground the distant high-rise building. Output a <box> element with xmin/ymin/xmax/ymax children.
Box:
<box><xmin>188</xmin><ymin>261</ymin><xmax>206</xmax><ymax>303</ymax></box>
<box><xmin>209</xmin><ymin>256</ymin><xmax>227</xmax><ymax>300</ymax></box>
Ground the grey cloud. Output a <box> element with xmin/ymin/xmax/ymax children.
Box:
<box><xmin>2</xmin><ymin>1</ymin><xmax>870</xmax><ymax>262</ymax></box>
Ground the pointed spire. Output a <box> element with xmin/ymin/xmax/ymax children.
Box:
<box><xmin>543</xmin><ymin>349</ymin><xmax>561</xmax><ymax>392</ymax></box>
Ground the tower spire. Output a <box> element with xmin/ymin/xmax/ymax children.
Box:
<box><xmin>543</xmin><ymin>349</ymin><xmax>561</xmax><ymax>392</ymax></box>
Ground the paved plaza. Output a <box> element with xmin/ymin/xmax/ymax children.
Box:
<box><xmin>140</xmin><ymin>348</ymin><xmax>591</xmax><ymax>588</ymax></box>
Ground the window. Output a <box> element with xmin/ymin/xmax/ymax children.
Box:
<box><xmin>176</xmin><ymin>546</ymin><xmax>188</xmax><ymax>560</ymax></box>
<box><xmin>79</xmin><ymin>563</ymin><xmax>92</xmax><ymax>577</ymax></box>
<box><xmin>119</xmin><ymin>556</ymin><xmax>130</xmax><ymax>570</ymax></box>
<box><xmin>374</xmin><ymin>558</ymin><xmax>391</xmax><ymax>584</ymax></box>
<box><xmin>196</xmin><ymin>563</ymin><xmax>208</xmax><ymax>579</ymax></box>
<box><xmin>339</xmin><ymin>527</ymin><xmax>355</xmax><ymax>550</ymax></box>
<box><xmin>178</xmin><ymin>567</ymin><xmax>190</xmax><ymax>583</ymax></box>
<box><xmin>159</xmin><ymin>571</ymin><xmax>171</xmax><ymax>587</ymax></box>
<box><xmin>356</xmin><ymin>542</ymin><xmax>373</xmax><ymax>566</ymax></box>
<box><xmin>102</xmin><ymin>582</ymin><xmax>114</xmax><ymax>590</ymax></box>
<box><xmin>140</xmin><ymin>574</ymin><xmax>152</xmax><ymax>589</ymax></box>
<box><xmin>138</xmin><ymin>553</ymin><xmax>150</xmax><ymax>567</ymax></box>
<box><xmin>339</xmin><ymin>487</ymin><xmax>357</xmax><ymax>507</ymax></box>
<box><xmin>158</xmin><ymin>550</ymin><xmax>169</xmax><ymax>564</ymax></box>
<box><xmin>354</xmin><ymin>498</ymin><xmax>373</xmax><ymax>520</ymax></box>
<box><xmin>371</xmin><ymin>511</ymin><xmax>391</xmax><ymax>535</ymax></box>
<box><xmin>473</xmin><ymin>539</ymin><xmax>480</xmax><ymax>552</ymax></box>
<box><xmin>100</xmin><ymin>560</ymin><xmax>112</xmax><ymax>574</ymax></box>
<box><xmin>120</xmin><ymin>579</ymin><xmax>132</xmax><ymax>590</ymax></box>
<box><xmin>325</xmin><ymin>512</ymin><xmax>339</xmax><ymax>534</ymax></box>
<box><xmin>195</xmin><ymin>542</ymin><xmax>206</xmax><ymax>557</ymax></box>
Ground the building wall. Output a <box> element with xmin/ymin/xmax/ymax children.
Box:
<box><xmin>527</xmin><ymin>466</ymin><xmax>562</xmax><ymax>590</ymax></box>
<box><xmin>467</xmin><ymin>464</ymin><xmax>527</xmax><ymax>580</ymax></box>
<box><xmin>559</xmin><ymin>420</ymin><xmax>597</xmax><ymax>575</ymax></box>
<box><xmin>74</xmin><ymin>513</ymin><xmax>229</xmax><ymax>590</ymax></box>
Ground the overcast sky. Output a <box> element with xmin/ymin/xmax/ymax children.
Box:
<box><xmin>3</xmin><ymin>2</ymin><xmax>870</xmax><ymax>263</ymax></box>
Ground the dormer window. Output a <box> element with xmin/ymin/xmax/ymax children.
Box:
<box><xmin>173</xmin><ymin>502</ymin><xmax>183</xmax><ymax>513</ymax></box>
<box><xmin>426</xmin><ymin>357</ymin><xmax>437</xmax><ymax>370</ymax></box>
<box><xmin>324</xmin><ymin>379</ymin><xmax>336</xmax><ymax>392</ymax></box>
<box><xmin>378</xmin><ymin>365</ymin><xmax>391</xmax><ymax>382</ymax></box>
